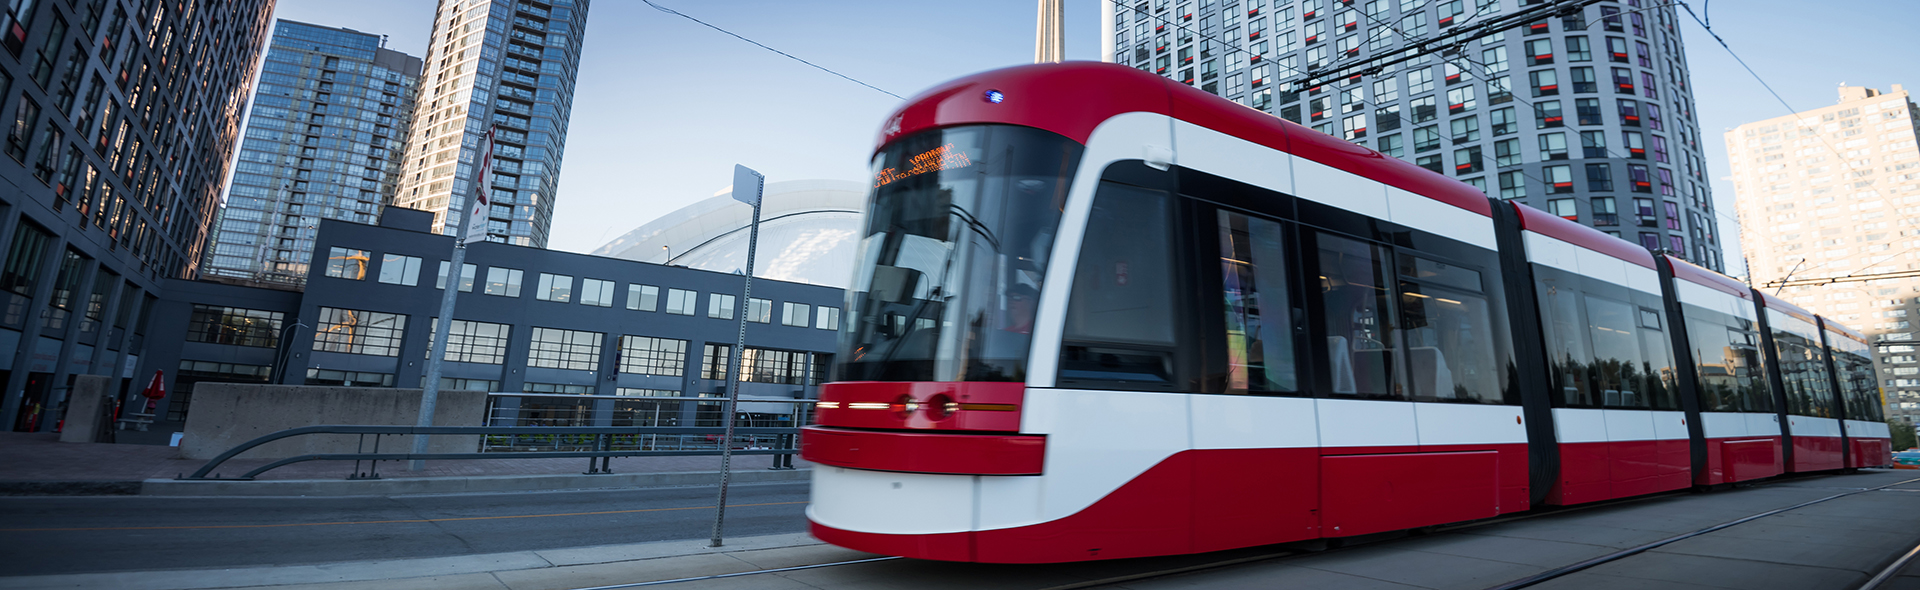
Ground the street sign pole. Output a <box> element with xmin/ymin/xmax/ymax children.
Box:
<box><xmin>711</xmin><ymin>165</ymin><xmax>764</xmax><ymax>548</ymax></box>
<box><xmin>412</xmin><ymin>127</ymin><xmax>495</xmax><ymax>471</ymax></box>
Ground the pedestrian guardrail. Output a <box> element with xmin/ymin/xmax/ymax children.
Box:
<box><xmin>180</xmin><ymin>424</ymin><xmax>801</xmax><ymax>481</ymax></box>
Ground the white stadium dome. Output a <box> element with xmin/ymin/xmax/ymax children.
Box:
<box><xmin>592</xmin><ymin>180</ymin><xmax>867</xmax><ymax>288</ymax></box>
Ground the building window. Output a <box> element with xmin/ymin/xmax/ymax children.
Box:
<box><xmin>1612</xmin><ymin>67</ymin><xmax>1634</xmax><ymax>93</ymax></box>
<box><xmin>1545</xmin><ymin>165</ymin><xmax>1574</xmax><ymax>193</ymax></box>
<box><xmin>1494</xmin><ymin>138</ymin><xmax>1522</xmax><ymax>166</ymax></box>
<box><xmin>1639</xmin><ymin>232</ymin><xmax>1659</xmax><ymax>250</ymax></box>
<box><xmin>186</xmin><ymin>305</ymin><xmax>284</xmax><ymax>348</ymax></box>
<box><xmin>1592</xmin><ymin>197</ymin><xmax>1619</xmax><ymax>226</ymax></box>
<box><xmin>627</xmin><ymin>284</ymin><xmax>659</xmax><ymax>311</ymax></box>
<box><xmin>1453</xmin><ymin>146</ymin><xmax>1483</xmax><ymax>175</ymax></box>
<box><xmin>437</xmin><ymin>261</ymin><xmax>476</xmax><ymax>292</ymax></box>
<box><xmin>1489</xmin><ymin>107</ymin><xmax>1516</xmax><ymax>136</ymax></box>
<box><xmin>1449</xmin><ymin>117</ymin><xmax>1480</xmax><ymax>144</ymax></box>
<box><xmin>1618</xmin><ymin>99</ymin><xmax>1640</xmax><ymax>126</ymax></box>
<box><xmin>619</xmin><ymin>335</ymin><xmax>688</xmax><ymax>377</ymax></box>
<box><xmin>702</xmin><ymin>343</ymin><xmax>732</xmax><ymax>380</ymax></box>
<box><xmin>709</xmin><ymin>293</ymin><xmax>736</xmax><ymax>319</ymax></box>
<box><xmin>377</xmin><ymin>254</ymin><xmax>421</xmax><ymax>286</ymax></box>
<box><xmin>306</xmin><ymin>369</ymin><xmax>395</xmax><ymax>387</ymax></box>
<box><xmin>1413</xmin><ymin>125</ymin><xmax>1441</xmax><ymax>152</ymax></box>
<box><xmin>427</xmin><ymin>318</ymin><xmax>511</xmax><ymax>364</ymax></box>
<box><xmin>1576</xmin><ymin>98</ymin><xmax>1603</xmax><ymax>126</ymax></box>
<box><xmin>524</xmin><ymin>382</ymin><xmax>595</xmax><ymax>395</ymax></box>
<box><xmin>484</xmin><ymin>267</ymin><xmax>523</xmax><ymax>297</ymax></box>
<box><xmin>422</xmin><ymin>377</ymin><xmax>499</xmax><ymax>392</ymax></box>
<box><xmin>1569</xmin><ymin>67</ymin><xmax>1596</xmax><ymax>93</ymax></box>
<box><xmin>1378</xmin><ymin>133</ymin><xmax>1403</xmax><ymax>157</ymax></box>
<box><xmin>1607</xmin><ymin>36</ymin><xmax>1629</xmax><ymax>61</ymax></box>
<box><xmin>1580</xmin><ymin>130</ymin><xmax>1608</xmax><ymax>158</ymax></box>
<box><xmin>665</xmin><ymin>288</ymin><xmax>696</xmax><ymax>315</ymax></box>
<box><xmin>1565</xmin><ymin>36</ymin><xmax>1591</xmax><ymax>62</ymax></box>
<box><xmin>782</xmin><ymin>302</ymin><xmax>811</xmax><ymax>327</ymax></box>
<box><xmin>746</xmin><ymin>298</ymin><xmax>772</xmax><ymax>323</ymax></box>
<box><xmin>581</xmin><ymin>278</ymin><xmax>615</xmax><ymax>307</ymax></box>
<box><xmin>0</xmin><ymin>221</ymin><xmax>49</xmax><ymax>295</ymax></box>
<box><xmin>1410</xmin><ymin>96</ymin><xmax>1436</xmax><ymax>123</ymax></box>
<box><xmin>536</xmin><ymin>273</ymin><xmax>573</xmax><ymax>302</ymax></box>
<box><xmin>527</xmin><ymin>327</ymin><xmax>603</xmax><ymax>371</ymax></box>
<box><xmin>1375</xmin><ymin>104</ymin><xmax>1401</xmax><ymax>131</ymax></box>
<box><xmin>1535</xmin><ymin>100</ymin><xmax>1563</xmax><ymax>128</ymax></box>
<box><xmin>1633</xmin><ymin>197</ymin><xmax>1657</xmax><ymax>226</ymax></box>
<box><xmin>1668</xmin><ymin>235</ymin><xmax>1684</xmax><ymax>254</ymax></box>
<box><xmin>1525</xmin><ymin>39</ymin><xmax>1553</xmax><ymax>65</ymax></box>
<box><xmin>1529</xmin><ymin>69</ymin><xmax>1558</xmax><ymax>97</ymax></box>
<box><xmin>325</xmin><ymin>247</ymin><xmax>369</xmax><ymax>280</ymax></box>
<box><xmin>1499</xmin><ymin>171</ymin><xmax>1527</xmax><ymax>199</ymax></box>
<box><xmin>312</xmin><ymin>307</ymin><xmax>407</xmax><ymax>357</ymax></box>
<box><xmin>1548</xmin><ymin>198</ymin><xmax>1576</xmax><ymax>220</ymax></box>
<box><xmin>1586</xmin><ymin>163</ymin><xmax>1614</xmax><ymax>192</ymax></box>
<box><xmin>742</xmin><ymin>348</ymin><xmax>811</xmax><ymax>385</ymax></box>
<box><xmin>1487</xmin><ymin>76</ymin><xmax>1512</xmax><ymax>104</ymax></box>
<box><xmin>816</xmin><ymin>306</ymin><xmax>841</xmax><ymax>330</ymax></box>
<box><xmin>1446</xmin><ymin>86</ymin><xmax>1476</xmax><ymax>115</ymax></box>
<box><xmin>1538</xmin><ymin>132</ymin><xmax>1567</xmax><ymax>160</ymax></box>
<box><xmin>1664</xmin><ymin>201</ymin><xmax>1681</xmax><ymax>230</ymax></box>
<box><xmin>1416</xmin><ymin>154</ymin><xmax>1443</xmax><ymax>174</ymax></box>
<box><xmin>1651</xmin><ymin>135</ymin><xmax>1669</xmax><ymax>163</ymax></box>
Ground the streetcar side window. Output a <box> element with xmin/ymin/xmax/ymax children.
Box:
<box><xmin>1058</xmin><ymin>181</ymin><xmax>1181</xmax><ymax>389</ymax></box>
<box><xmin>1680</xmin><ymin>305</ymin><xmax>1772</xmax><ymax>413</ymax></box>
<box><xmin>1767</xmin><ymin>310</ymin><xmax>1836</xmax><ymax>419</ymax></box>
<box><xmin>1318</xmin><ymin>233</ymin><xmax>1404</xmax><ymax>400</ymax></box>
<box><xmin>1534</xmin><ymin>267</ymin><xmax>1678</xmax><ymax>410</ymax></box>
<box><xmin>1584</xmin><ymin>294</ymin><xmax>1646</xmax><ymax>408</ymax></box>
<box><xmin>1536</xmin><ymin>273</ymin><xmax>1595</xmax><ymax>406</ymax></box>
<box><xmin>1396</xmin><ymin>255</ymin><xmax>1501</xmax><ymax>403</ymax></box>
<box><xmin>1217</xmin><ymin>210</ymin><xmax>1298</xmax><ymax>394</ymax></box>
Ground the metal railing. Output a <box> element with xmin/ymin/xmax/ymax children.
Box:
<box><xmin>481</xmin><ymin>393</ymin><xmax>816</xmax><ymax>453</ymax></box>
<box><xmin>180</xmin><ymin>424</ymin><xmax>802</xmax><ymax>481</ymax></box>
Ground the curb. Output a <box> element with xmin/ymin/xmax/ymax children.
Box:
<box><xmin>0</xmin><ymin>481</ymin><xmax>143</xmax><ymax>496</ymax></box>
<box><xmin>139</xmin><ymin>468</ymin><xmax>812</xmax><ymax>496</ymax></box>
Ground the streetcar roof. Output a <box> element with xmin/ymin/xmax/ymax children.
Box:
<box><xmin>876</xmin><ymin>62</ymin><xmax>1491</xmax><ymax>218</ymax></box>
<box><xmin>1664</xmin><ymin>254</ymin><xmax>1752</xmax><ymax>301</ymax></box>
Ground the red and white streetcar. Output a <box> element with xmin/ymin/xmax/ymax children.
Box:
<box><xmin>799</xmin><ymin>62</ymin><xmax>1891</xmax><ymax>564</ymax></box>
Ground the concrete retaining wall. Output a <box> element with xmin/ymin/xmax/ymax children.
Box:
<box><xmin>180</xmin><ymin>384</ymin><xmax>487</xmax><ymax>460</ymax></box>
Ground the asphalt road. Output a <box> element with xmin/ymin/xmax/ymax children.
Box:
<box><xmin>0</xmin><ymin>481</ymin><xmax>810</xmax><ymax>576</ymax></box>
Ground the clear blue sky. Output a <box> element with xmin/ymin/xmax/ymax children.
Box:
<box><xmin>275</xmin><ymin>0</ymin><xmax>1920</xmax><ymax>272</ymax></box>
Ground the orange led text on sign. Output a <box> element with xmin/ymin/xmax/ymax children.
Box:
<box><xmin>874</xmin><ymin>143</ymin><xmax>972</xmax><ymax>188</ymax></box>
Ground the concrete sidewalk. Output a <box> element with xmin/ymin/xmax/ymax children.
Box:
<box><xmin>0</xmin><ymin>433</ymin><xmax>811</xmax><ymax>496</ymax></box>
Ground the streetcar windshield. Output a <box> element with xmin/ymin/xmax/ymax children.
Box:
<box><xmin>836</xmin><ymin>124</ymin><xmax>1083</xmax><ymax>382</ymax></box>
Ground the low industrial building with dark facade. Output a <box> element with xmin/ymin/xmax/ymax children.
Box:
<box><xmin>136</xmin><ymin>208</ymin><xmax>844</xmax><ymax>436</ymax></box>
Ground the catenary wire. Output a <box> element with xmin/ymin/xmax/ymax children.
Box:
<box><xmin>639</xmin><ymin>0</ymin><xmax>904</xmax><ymax>100</ymax></box>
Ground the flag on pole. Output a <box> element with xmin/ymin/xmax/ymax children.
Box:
<box><xmin>463</xmin><ymin>126</ymin><xmax>496</xmax><ymax>244</ymax></box>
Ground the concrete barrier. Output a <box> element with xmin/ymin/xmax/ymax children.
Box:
<box><xmin>57</xmin><ymin>376</ymin><xmax>114</xmax><ymax>443</ymax></box>
<box><xmin>179</xmin><ymin>384</ymin><xmax>487</xmax><ymax>460</ymax></box>
<box><xmin>141</xmin><ymin>468</ymin><xmax>813</xmax><ymax>496</ymax></box>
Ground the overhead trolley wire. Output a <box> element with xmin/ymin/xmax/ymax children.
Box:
<box><xmin>639</xmin><ymin>0</ymin><xmax>905</xmax><ymax>100</ymax></box>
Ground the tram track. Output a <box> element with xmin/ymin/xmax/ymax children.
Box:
<box><xmin>550</xmin><ymin>472</ymin><xmax>1920</xmax><ymax>590</ymax></box>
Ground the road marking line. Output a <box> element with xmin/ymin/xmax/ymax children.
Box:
<box><xmin>0</xmin><ymin>501</ymin><xmax>809</xmax><ymax>532</ymax></box>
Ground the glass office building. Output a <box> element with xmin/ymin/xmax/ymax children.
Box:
<box><xmin>1102</xmin><ymin>0</ymin><xmax>1724</xmax><ymax>271</ymax></box>
<box><xmin>203</xmin><ymin>20</ymin><xmax>421</xmax><ymax>287</ymax></box>
<box><xmin>391</xmin><ymin>0</ymin><xmax>590</xmax><ymax>248</ymax></box>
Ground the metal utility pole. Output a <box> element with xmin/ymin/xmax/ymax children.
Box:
<box><xmin>710</xmin><ymin>165</ymin><xmax>764</xmax><ymax>548</ymax></box>
<box><xmin>412</xmin><ymin>127</ymin><xmax>496</xmax><ymax>471</ymax></box>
